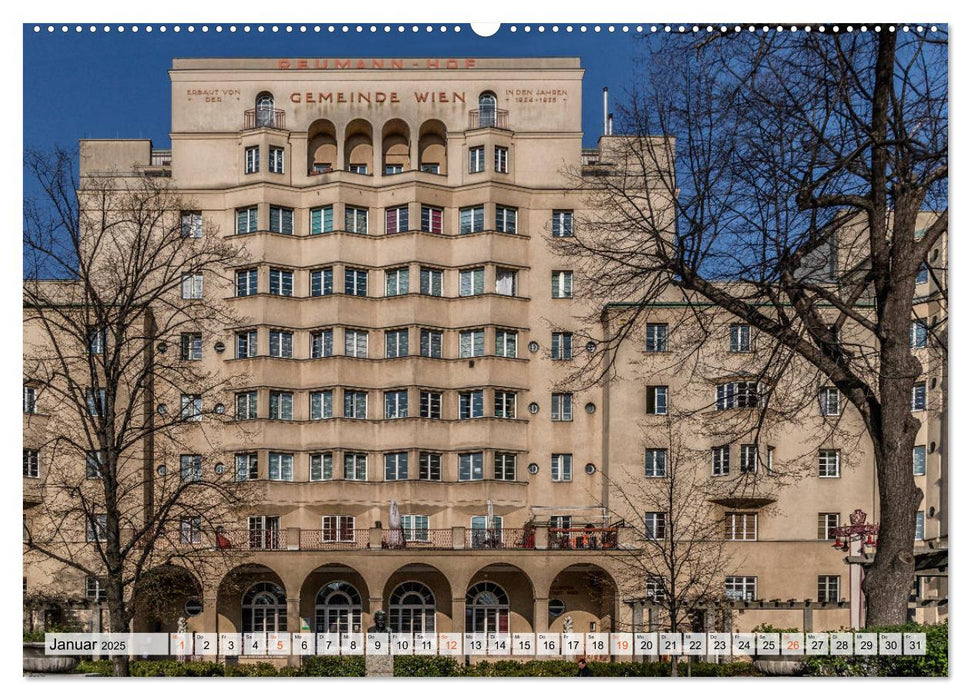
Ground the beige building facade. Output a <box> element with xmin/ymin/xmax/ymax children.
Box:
<box><xmin>23</xmin><ymin>57</ymin><xmax>946</xmax><ymax>642</ymax></box>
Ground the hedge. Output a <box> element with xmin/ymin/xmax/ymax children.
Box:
<box><xmin>802</xmin><ymin>622</ymin><xmax>947</xmax><ymax>677</ymax></box>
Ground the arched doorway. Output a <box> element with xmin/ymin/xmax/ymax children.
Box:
<box><xmin>388</xmin><ymin>581</ymin><xmax>436</xmax><ymax>633</ymax></box>
<box><xmin>132</xmin><ymin>565</ymin><xmax>202</xmax><ymax>633</ymax></box>
<box><xmin>547</xmin><ymin>563</ymin><xmax>619</xmax><ymax>633</ymax></box>
<box><xmin>255</xmin><ymin>92</ymin><xmax>275</xmax><ymax>127</ymax></box>
<box><xmin>315</xmin><ymin>581</ymin><xmax>362</xmax><ymax>633</ymax></box>
<box><xmin>465</xmin><ymin>581</ymin><xmax>509</xmax><ymax>633</ymax></box>
<box><xmin>478</xmin><ymin>92</ymin><xmax>497</xmax><ymax>127</ymax></box>
<box><xmin>241</xmin><ymin>581</ymin><xmax>287</xmax><ymax>632</ymax></box>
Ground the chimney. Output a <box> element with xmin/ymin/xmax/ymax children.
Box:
<box><xmin>603</xmin><ymin>87</ymin><xmax>609</xmax><ymax>136</ymax></box>
<box><xmin>608</xmin><ymin>113</ymin><xmax>614</xmax><ymax>136</ymax></box>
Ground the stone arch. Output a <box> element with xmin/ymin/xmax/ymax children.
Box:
<box><xmin>418</xmin><ymin>119</ymin><xmax>447</xmax><ymax>174</ymax></box>
<box><xmin>546</xmin><ymin>562</ymin><xmax>619</xmax><ymax>633</ymax></box>
<box><xmin>381</xmin><ymin>562</ymin><xmax>454</xmax><ymax>633</ymax></box>
<box><xmin>298</xmin><ymin>563</ymin><xmax>371</xmax><ymax>634</ymax></box>
<box><xmin>131</xmin><ymin>565</ymin><xmax>203</xmax><ymax>633</ymax></box>
<box><xmin>216</xmin><ymin>563</ymin><xmax>287</xmax><ymax>635</ymax></box>
<box><xmin>307</xmin><ymin>118</ymin><xmax>338</xmax><ymax>174</ymax></box>
<box><xmin>381</xmin><ymin>118</ymin><xmax>411</xmax><ymax>172</ymax></box>
<box><xmin>465</xmin><ymin>562</ymin><xmax>535</xmax><ymax>633</ymax></box>
<box><xmin>343</xmin><ymin>119</ymin><xmax>373</xmax><ymax>172</ymax></box>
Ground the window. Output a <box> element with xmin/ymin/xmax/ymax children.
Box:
<box><xmin>818</xmin><ymin>449</ymin><xmax>841</xmax><ymax>478</ymax></box>
<box><xmin>552</xmin><ymin>453</ymin><xmax>573</xmax><ymax>482</ymax></box>
<box><xmin>180</xmin><ymin>516</ymin><xmax>202</xmax><ymax>544</ymax></box>
<box><xmin>345</xmin><ymin>329</ymin><xmax>368</xmax><ymax>358</ymax></box>
<box><xmin>913</xmin><ymin>445</ymin><xmax>927</xmax><ymax>476</ymax></box>
<box><xmin>322</xmin><ymin>515</ymin><xmax>356</xmax><ymax>542</ymax></box>
<box><xmin>419</xmin><ymin>452</ymin><xmax>442</xmax><ymax>480</ymax></box>
<box><xmin>181</xmin><ymin>211</ymin><xmax>202</xmax><ymax>238</ymax></box>
<box><xmin>549</xmin><ymin>515</ymin><xmax>572</xmax><ymax>531</ymax></box>
<box><xmin>181</xmin><ymin>273</ymin><xmax>203</xmax><ymax>300</ymax></box>
<box><xmin>236</xmin><ymin>330</ymin><xmax>258</xmax><ymax>358</ymax></box>
<box><xmin>491</xmin><ymin>452</ymin><xmax>517</xmax><ymax>481</ymax></box>
<box><xmin>646</xmin><ymin>324</ymin><xmax>668</xmax><ymax>352</ymax></box>
<box><xmin>269</xmin><ymin>268</ymin><xmax>293</xmax><ymax>296</ymax></box>
<box><xmin>235</xmin><ymin>391</ymin><xmax>258</xmax><ymax>420</ymax></box>
<box><xmin>310</xmin><ymin>453</ymin><xmax>334</xmax><ymax>481</ymax></box>
<box><xmin>310</xmin><ymin>329</ymin><xmax>334</xmax><ymax>358</ymax></box>
<box><xmin>269</xmin><ymin>392</ymin><xmax>293</xmax><ymax>420</ymax></box>
<box><xmin>269</xmin><ymin>330</ymin><xmax>293</xmax><ymax>358</ymax></box>
<box><xmin>419</xmin><ymin>391</ymin><xmax>442</xmax><ymax>419</ymax></box>
<box><xmin>551</xmin><ymin>393</ymin><xmax>573</xmax><ymax>421</ymax></box>
<box><xmin>401</xmin><ymin>515</ymin><xmax>429</xmax><ymax>542</ymax></box>
<box><xmin>420</xmin><ymin>329</ymin><xmax>443</xmax><ymax>358</ymax></box>
<box><xmin>385</xmin><ymin>329</ymin><xmax>410</xmax><ymax>358</ymax></box>
<box><xmin>818</xmin><ymin>575</ymin><xmax>840</xmax><ymax>603</ymax></box>
<box><xmin>310</xmin><ymin>390</ymin><xmax>334</xmax><ymax>420</ymax></box>
<box><xmin>725</xmin><ymin>513</ymin><xmax>758</xmax><ymax>541</ymax></box>
<box><xmin>268</xmin><ymin>146</ymin><xmax>285</xmax><ymax>174</ymax></box>
<box><xmin>236</xmin><ymin>453</ymin><xmax>259</xmax><ymax>481</ymax></box>
<box><xmin>644</xmin><ymin>448</ymin><xmax>667</xmax><ymax>478</ymax></box>
<box><xmin>348</xmin><ymin>163</ymin><xmax>368</xmax><ymax>175</ymax></box>
<box><xmin>551</xmin><ymin>270</ymin><xmax>573</xmax><ymax>299</ymax></box>
<box><xmin>465</xmin><ymin>579</ymin><xmax>509</xmax><ymax>631</ymax></box>
<box><xmin>420</xmin><ymin>267</ymin><xmax>443</xmax><ymax>296</ymax></box>
<box><xmin>86</xmin><ymin>514</ymin><xmax>107</xmax><ymax>542</ymax></box>
<box><xmin>345</xmin><ymin>206</ymin><xmax>368</xmax><ymax>233</ymax></box>
<box><xmin>912</xmin><ymin>382</ymin><xmax>927</xmax><ymax>411</ymax></box>
<box><xmin>916</xmin><ymin>263</ymin><xmax>929</xmax><ymax>285</ymax></box>
<box><xmin>818</xmin><ymin>513</ymin><xmax>840</xmax><ymax>540</ymax></box>
<box><xmin>86</xmin><ymin>388</ymin><xmax>106</xmax><ymax>417</ymax></box>
<box><xmin>310</xmin><ymin>268</ymin><xmax>334</xmax><ymax>297</ymax></box>
<box><xmin>459</xmin><ymin>452</ymin><xmax>484</xmax><ymax>481</ymax></box>
<box><xmin>459</xmin><ymin>267</ymin><xmax>485</xmax><ymax>296</ymax></box>
<box><xmin>459</xmin><ymin>206</ymin><xmax>485</xmax><ymax>234</ymax></box>
<box><xmin>384</xmin><ymin>452</ymin><xmax>408</xmax><ymax>481</ymax></box>
<box><xmin>915</xmin><ymin>511</ymin><xmax>925</xmax><ymax>540</ymax></box>
<box><xmin>646</xmin><ymin>386</ymin><xmax>668</xmax><ymax>415</ymax></box>
<box><xmin>268</xmin><ymin>206</ymin><xmax>294</xmax><ymax>235</ymax></box>
<box><xmin>740</xmin><ymin>444</ymin><xmax>758</xmax><ymax>473</ymax></box>
<box><xmin>180</xmin><ymin>454</ymin><xmax>202</xmax><ymax>482</ymax></box>
<box><xmin>85</xmin><ymin>450</ymin><xmax>103</xmax><ymax>479</ymax></box>
<box><xmin>730</xmin><ymin>324</ymin><xmax>751</xmax><ymax>352</ymax></box>
<box><xmin>180</xmin><ymin>394</ymin><xmax>203</xmax><ymax>422</ymax></box>
<box><xmin>255</xmin><ymin>93</ymin><xmax>275</xmax><ymax>124</ymax></box>
<box><xmin>85</xmin><ymin>577</ymin><xmax>107</xmax><ymax>602</ymax></box>
<box><xmin>645</xmin><ymin>512</ymin><xmax>667</xmax><ymax>540</ymax></box>
<box><xmin>386</xmin><ymin>206</ymin><xmax>409</xmax><ymax>234</ymax></box>
<box><xmin>494</xmin><ymin>146</ymin><xmax>508</xmax><ymax>173</ymax></box>
<box><xmin>344</xmin><ymin>453</ymin><xmax>367</xmax><ymax>481</ymax></box>
<box><xmin>390</xmin><ymin>581</ymin><xmax>436</xmax><ymax>634</ymax></box>
<box><xmin>817</xmin><ymin>387</ymin><xmax>847</xmax><ymax>418</ymax></box>
<box><xmin>495</xmin><ymin>329</ymin><xmax>518</xmax><ymax>358</ymax></box>
<box><xmin>344</xmin><ymin>267</ymin><xmax>368</xmax><ymax>296</ymax></box>
<box><xmin>495</xmin><ymin>205</ymin><xmax>517</xmax><ymax>233</ymax></box>
<box><xmin>712</xmin><ymin>445</ymin><xmax>730</xmax><ymax>476</ymax></box>
<box><xmin>459</xmin><ymin>390</ymin><xmax>484</xmax><ymax>419</ymax></box>
<box><xmin>716</xmin><ymin>381</ymin><xmax>763</xmax><ymax>410</ymax></box>
<box><xmin>420</xmin><ymin>163</ymin><xmax>440</xmax><ymax>174</ymax></box>
<box><xmin>236</xmin><ymin>206</ymin><xmax>259</xmax><ymax>234</ymax></box>
<box><xmin>180</xmin><ymin>332</ymin><xmax>202</xmax><ymax>360</ymax></box>
<box><xmin>23</xmin><ymin>386</ymin><xmax>37</xmax><ymax>414</ymax></box>
<box><xmin>385</xmin><ymin>267</ymin><xmax>410</xmax><ymax>296</ymax></box>
<box><xmin>469</xmin><ymin>146</ymin><xmax>485</xmax><ymax>173</ymax></box>
<box><xmin>343</xmin><ymin>390</ymin><xmax>368</xmax><ymax>419</ymax></box>
<box><xmin>87</xmin><ymin>327</ymin><xmax>106</xmax><ymax>355</ymax></box>
<box><xmin>646</xmin><ymin>576</ymin><xmax>667</xmax><ymax>603</ymax></box>
<box><xmin>247</xmin><ymin>517</ymin><xmax>281</xmax><ymax>552</ymax></box>
<box><xmin>236</xmin><ymin>268</ymin><xmax>258</xmax><ymax>296</ymax></box>
<box><xmin>551</xmin><ymin>332</ymin><xmax>573</xmax><ymax>360</ymax></box>
<box><xmin>23</xmin><ymin>449</ymin><xmax>39</xmax><ymax>478</ymax></box>
<box><xmin>310</xmin><ymin>205</ymin><xmax>334</xmax><ymax>234</ymax></box>
<box><xmin>911</xmin><ymin>320</ymin><xmax>928</xmax><ymax>349</ymax></box>
<box><xmin>725</xmin><ymin>576</ymin><xmax>757</xmax><ymax>601</ymax></box>
<box><xmin>420</xmin><ymin>205</ymin><xmax>443</xmax><ymax>234</ymax></box>
<box><xmin>459</xmin><ymin>329</ymin><xmax>485</xmax><ymax>358</ymax></box>
<box><xmin>385</xmin><ymin>390</ymin><xmax>409</xmax><ymax>419</ymax></box>
<box><xmin>245</xmin><ymin>145</ymin><xmax>260</xmax><ymax>174</ymax></box>
<box><xmin>551</xmin><ymin>210</ymin><xmax>573</xmax><ymax>237</ymax></box>
<box><xmin>494</xmin><ymin>391</ymin><xmax>517</xmax><ymax>419</ymax></box>
<box><xmin>495</xmin><ymin>268</ymin><xmax>517</xmax><ymax>296</ymax></box>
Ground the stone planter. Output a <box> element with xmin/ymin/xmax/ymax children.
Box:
<box><xmin>23</xmin><ymin>641</ymin><xmax>80</xmax><ymax>674</ymax></box>
<box><xmin>753</xmin><ymin>657</ymin><xmax>805</xmax><ymax>676</ymax></box>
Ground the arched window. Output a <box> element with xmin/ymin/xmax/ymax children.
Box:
<box><xmin>478</xmin><ymin>92</ymin><xmax>497</xmax><ymax>127</ymax></box>
<box><xmin>255</xmin><ymin>93</ymin><xmax>275</xmax><ymax>127</ymax></box>
<box><xmin>465</xmin><ymin>581</ymin><xmax>509</xmax><ymax>633</ymax></box>
<box><xmin>388</xmin><ymin>581</ymin><xmax>436</xmax><ymax>633</ymax></box>
<box><xmin>315</xmin><ymin>581</ymin><xmax>362</xmax><ymax>633</ymax></box>
<box><xmin>242</xmin><ymin>581</ymin><xmax>287</xmax><ymax>632</ymax></box>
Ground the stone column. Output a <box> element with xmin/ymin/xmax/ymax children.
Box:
<box><xmin>199</xmin><ymin>594</ymin><xmax>218</xmax><ymax>635</ymax></box>
<box><xmin>534</xmin><ymin>525</ymin><xmax>549</xmax><ymax>550</ymax></box>
<box><xmin>630</xmin><ymin>601</ymin><xmax>644</xmax><ymax>661</ymax></box>
<box><xmin>451</xmin><ymin>597</ymin><xmax>466</xmax><ymax>634</ymax></box>
<box><xmin>452</xmin><ymin>526</ymin><xmax>465</xmax><ymax>549</ymax></box>
<box><xmin>533</xmin><ymin>597</ymin><xmax>549</xmax><ymax>633</ymax></box>
<box><xmin>372</xmin><ymin>131</ymin><xmax>383</xmax><ymax>178</ymax></box>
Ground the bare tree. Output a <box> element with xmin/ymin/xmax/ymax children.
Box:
<box><xmin>557</xmin><ymin>28</ymin><xmax>946</xmax><ymax>626</ymax></box>
<box><xmin>23</xmin><ymin>147</ymin><xmax>255</xmax><ymax>675</ymax></box>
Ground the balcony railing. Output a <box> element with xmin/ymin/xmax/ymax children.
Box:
<box><xmin>244</xmin><ymin>108</ymin><xmax>287</xmax><ymax>130</ymax></box>
<box><xmin>150</xmin><ymin>150</ymin><xmax>172</xmax><ymax>166</ymax></box>
<box><xmin>547</xmin><ymin>527</ymin><xmax>620</xmax><ymax>551</ymax></box>
<box><xmin>218</xmin><ymin>528</ymin><xmax>288</xmax><ymax>550</ymax></box>
<box><xmin>299</xmin><ymin>528</ymin><xmax>371</xmax><ymax>551</ymax></box>
<box><xmin>382</xmin><ymin>529</ymin><xmax>453</xmax><ymax>550</ymax></box>
<box><xmin>468</xmin><ymin>108</ymin><xmax>509</xmax><ymax>130</ymax></box>
<box><xmin>467</xmin><ymin>528</ymin><xmax>528</xmax><ymax>550</ymax></box>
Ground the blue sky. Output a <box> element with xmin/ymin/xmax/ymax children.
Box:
<box><xmin>23</xmin><ymin>24</ymin><xmax>645</xmax><ymax>151</ymax></box>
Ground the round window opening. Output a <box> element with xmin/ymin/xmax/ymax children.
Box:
<box><xmin>585</xmin><ymin>402</ymin><xmax>596</xmax><ymax>414</ymax></box>
<box><xmin>528</xmin><ymin>402</ymin><xmax>540</xmax><ymax>414</ymax></box>
<box><xmin>931</xmin><ymin>249</ymin><xmax>940</xmax><ymax>261</ymax></box>
<box><xmin>930</xmin><ymin>442</ymin><xmax>937</xmax><ymax>453</ymax></box>
<box><xmin>214</xmin><ymin>463</ymin><xmax>226</xmax><ymax>475</ymax></box>
<box><xmin>585</xmin><ymin>341</ymin><xmax>596</xmax><ymax>353</ymax></box>
<box><xmin>214</xmin><ymin>341</ymin><xmax>226</xmax><ymax>353</ymax></box>
<box><xmin>214</xmin><ymin>403</ymin><xmax>226</xmax><ymax>415</ymax></box>
<box><xmin>184</xmin><ymin>599</ymin><xmax>203</xmax><ymax>617</ymax></box>
<box><xmin>585</xmin><ymin>463</ymin><xmax>597</xmax><ymax>475</ymax></box>
<box><xmin>157</xmin><ymin>464</ymin><xmax>167</xmax><ymax>476</ymax></box>
<box><xmin>548</xmin><ymin>599</ymin><xmax>566</xmax><ymax>619</ymax></box>
<box><xmin>527</xmin><ymin>463</ymin><xmax>539</xmax><ymax>475</ymax></box>
<box><xmin>528</xmin><ymin>341</ymin><xmax>540</xmax><ymax>354</ymax></box>
<box><xmin>930</xmin><ymin>378</ymin><xmax>937</xmax><ymax>390</ymax></box>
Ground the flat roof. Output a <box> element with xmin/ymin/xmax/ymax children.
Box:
<box><xmin>171</xmin><ymin>57</ymin><xmax>582</xmax><ymax>71</ymax></box>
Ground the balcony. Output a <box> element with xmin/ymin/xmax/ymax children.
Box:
<box><xmin>468</xmin><ymin>109</ymin><xmax>510</xmax><ymax>130</ymax></box>
<box><xmin>244</xmin><ymin>108</ymin><xmax>287</xmax><ymax>130</ymax></box>
<box><xmin>300</xmin><ymin>528</ymin><xmax>371</xmax><ymax>551</ymax></box>
<box><xmin>546</xmin><ymin>527</ymin><xmax>621</xmax><ymax>551</ymax></box>
<box><xmin>467</xmin><ymin>528</ymin><xmax>528</xmax><ymax>550</ymax></box>
<box><xmin>381</xmin><ymin>528</ymin><xmax>453</xmax><ymax>550</ymax></box>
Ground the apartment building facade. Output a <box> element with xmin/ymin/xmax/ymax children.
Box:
<box><xmin>23</xmin><ymin>57</ymin><xmax>946</xmax><ymax>640</ymax></box>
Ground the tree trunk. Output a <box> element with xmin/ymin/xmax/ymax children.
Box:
<box><xmin>107</xmin><ymin>590</ymin><xmax>131</xmax><ymax>677</ymax></box>
<box><xmin>670</xmin><ymin>655</ymin><xmax>678</xmax><ymax>678</ymax></box>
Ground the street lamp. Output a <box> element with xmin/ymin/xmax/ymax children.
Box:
<box><xmin>831</xmin><ymin>508</ymin><xmax>879</xmax><ymax>551</ymax></box>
